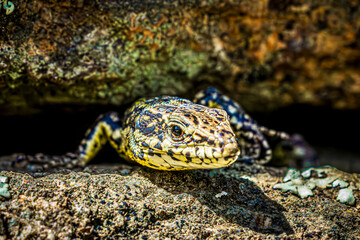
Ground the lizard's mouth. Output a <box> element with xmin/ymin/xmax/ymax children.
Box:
<box><xmin>170</xmin><ymin>140</ymin><xmax>240</xmax><ymax>159</ymax></box>
<box><xmin>140</xmin><ymin>142</ymin><xmax>240</xmax><ymax>170</ymax></box>
<box><xmin>161</xmin><ymin>148</ymin><xmax>240</xmax><ymax>170</ymax></box>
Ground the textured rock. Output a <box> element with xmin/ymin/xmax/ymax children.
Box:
<box><xmin>1</xmin><ymin>0</ymin><xmax>360</xmax><ymax>114</ymax></box>
<box><xmin>0</xmin><ymin>161</ymin><xmax>359</xmax><ymax>239</ymax></box>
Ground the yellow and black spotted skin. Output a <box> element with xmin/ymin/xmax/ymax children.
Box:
<box><xmin>13</xmin><ymin>87</ymin><xmax>289</xmax><ymax>171</ymax></box>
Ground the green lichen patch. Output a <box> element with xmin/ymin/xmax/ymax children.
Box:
<box><xmin>1</xmin><ymin>0</ymin><xmax>14</xmax><ymax>15</ymax></box>
<box><xmin>0</xmin><ymin>175</ymin><xmax>10</xmax><ymax>198</ymax></box>
<box><xmin>274</xmin><ymin>166</ymin><xmax>359</xmax><ymax>205</ymax></box>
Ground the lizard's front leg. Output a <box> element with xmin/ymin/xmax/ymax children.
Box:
<box><xmin>12</xmin><ymin>112</ymin><xmax>123</xmax><ymax>171</ymax></box>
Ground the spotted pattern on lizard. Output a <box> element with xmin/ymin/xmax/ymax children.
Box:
<box><xmin>13</xmin><ymin>87</ymin><xmax>289</xmax><ymax>171</ymax></box>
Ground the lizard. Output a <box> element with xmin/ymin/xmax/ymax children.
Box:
<box><xmin>12</xmin><ymin>87</ymin><xmax>289</xmax><ymax>171</ymax></box>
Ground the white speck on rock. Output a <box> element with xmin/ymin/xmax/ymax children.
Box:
<box><xmin>215</xmin><ymin>191</ymin><xmax>228</xmax><ymax>198</ymax></box>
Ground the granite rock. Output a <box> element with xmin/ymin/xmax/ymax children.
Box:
<box><xmin>1</xmin><ymin>0</ymin><xmax>360</xmax><ymax>114</ymax></box>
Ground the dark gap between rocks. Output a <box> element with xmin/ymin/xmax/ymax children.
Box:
<box><xmin>0</xmin><ymin>104</ymin><xmax>359</xmax><ymax>171</ymax></box>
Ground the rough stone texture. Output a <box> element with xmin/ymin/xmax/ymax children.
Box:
<box><xmin>0</xmin><ymin>160</ymin><xmax>359</xmax><ymax>239</ymax></box>
<box><xmin>1</xmin><ymin>0</ymin><xmax>360</xmax><ymax>115</ymax></box>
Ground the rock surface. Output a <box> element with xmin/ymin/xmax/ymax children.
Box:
<box><xmin>1</xmin><ymin>0</ymin><xmax>360</xmax><ymax>115</ymax></box>
<box><xmin>0</xmin><ymin>158</ymin><xmax>359</xmax><ymax>239</ymax></box>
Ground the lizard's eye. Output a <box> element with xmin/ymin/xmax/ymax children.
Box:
<box><xmin>172</xmin><ymin>125</ymin><xmax>183</xmax><ymax>136</ymax></box>
<box><xmin>169</xmin><ymin>124</ymin><xmax>184</xmax><ymax>140</ymax></box>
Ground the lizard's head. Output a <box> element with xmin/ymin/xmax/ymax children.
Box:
<box><xmin>126</xmin><ymin>96</ymin><xmax>240</xmax><ymax>170</ymax></box>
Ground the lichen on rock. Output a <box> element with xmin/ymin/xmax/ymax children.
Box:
<box><xmin>1</xmin><ymin>0</ymin><xmax>14</xmax><ymax>15</ymax></box>
<box><xmin>274</xmin><ymin>166</ymin><xmax>358</xmax><ymax>205</ymax></box>
<box><xmin>0</xmin><ymin>176</ymin><xmax>10</xmax><ymax>199</ymax></box>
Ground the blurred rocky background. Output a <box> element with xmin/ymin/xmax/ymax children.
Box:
<box><xmin>1</xmin><ymin>0</ymin><xmax>360</xmax><ymax>170</ymax></box>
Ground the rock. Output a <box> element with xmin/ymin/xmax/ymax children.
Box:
<box><xmin>1</xmin><ymin>0</ymin><xmax>360</xmax><ymax>115</ymax></box>
<box><xmin>0</xmin><ymin>161</ymin><xmax>359</xmax><ymax>238</ymax></box>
